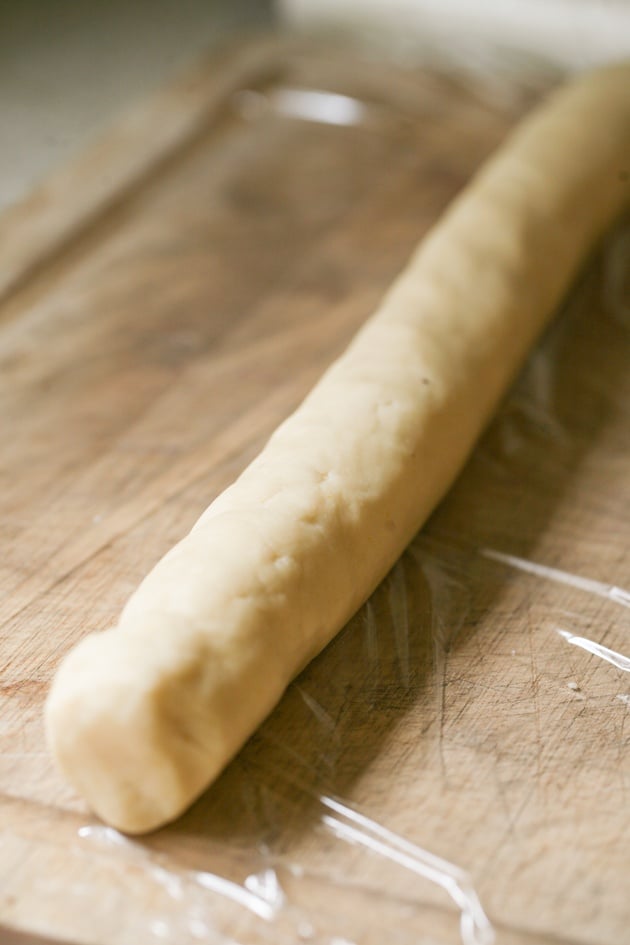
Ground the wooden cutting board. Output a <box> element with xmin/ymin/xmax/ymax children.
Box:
<box><xmin>1</xmin><ymin>36</ymin><xmax>629</xmax><ymax>945</ymax></box>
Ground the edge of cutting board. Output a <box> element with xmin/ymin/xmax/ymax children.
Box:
<box><xmin>0</xmin><ymin>34</ymin><xmax>293</xmax><ymax>308</ymax></box>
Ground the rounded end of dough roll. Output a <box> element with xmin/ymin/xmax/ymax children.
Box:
<box><xmin>45</xmin><ymin>620</ymin><xmax>225</xmax><ymax>834</ymax></box>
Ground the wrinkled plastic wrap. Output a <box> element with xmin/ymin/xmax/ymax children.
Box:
<box><xmin>1</xmin><ymin>42</ymin><xmax>629</xmax><ymax>945</ymax></box>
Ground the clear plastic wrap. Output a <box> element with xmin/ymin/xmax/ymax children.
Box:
<box><xmin>1</xmin><ymin>40</ymin><xmax>629</xmax><ymax>945</ymax></box>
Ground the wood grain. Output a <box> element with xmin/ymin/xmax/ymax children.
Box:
<box><xmin>1</xmin><ymin>38</ymin><xmax>628</xmax><ymax>945</ymax></box>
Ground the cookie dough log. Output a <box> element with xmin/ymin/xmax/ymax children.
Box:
<box><xmin>46</xmin><ymin>63</ymin><xmax>629</xmax><ymax>834</ymax></box>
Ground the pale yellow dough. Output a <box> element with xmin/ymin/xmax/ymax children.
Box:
<box><xmin>46</xmin><ymin>64</ymin><xmax>630</xmax><ymax>834</ymax></box>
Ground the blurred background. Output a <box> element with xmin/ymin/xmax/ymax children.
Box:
<box><xmin>1</xmin><ymin>0</ymin><xmax>629</xmax><ymax>212</ymax></box>
<box><xmin>0</xmin><ymin>0</ymin><xmax>273</xmax><ymax>211</ymax></box>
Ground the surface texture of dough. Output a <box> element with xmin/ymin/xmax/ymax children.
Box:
<box><xmin>46</xmin><ymin>64</ymin><xmax>630</xmax><ymax>834</ymax></box>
